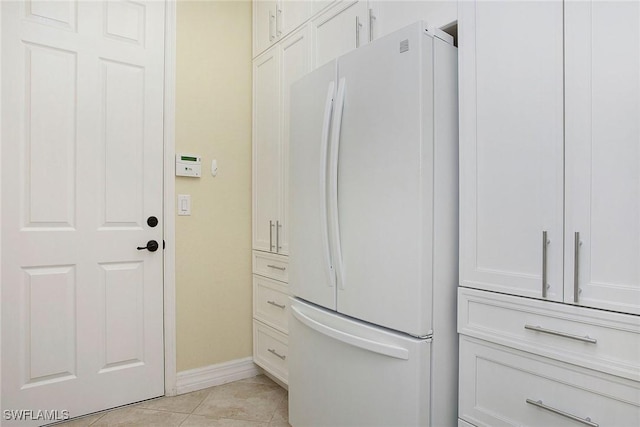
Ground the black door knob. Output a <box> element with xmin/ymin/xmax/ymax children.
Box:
<box><xmin>137</xmin><ymin>240</ymin><xmax>159</xmax><ymax>252</ymax></box>
<box><xmin>147</xmin><ymin>216</ymin><xmax>158</xmax><ymax>227</ymax></box>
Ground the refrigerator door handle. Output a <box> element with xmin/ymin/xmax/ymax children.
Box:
<box><xmin>320</xmin><ymin>81</ymin><xmax>336</xmax><ymax>286</ymax></box>
<box><xmin>328</xmin><ymin>77</ymin><xmax>346</xmax><ymax>290</ymax></box>
<box><xmin>291</xmin><ymin>305</ymin><xmax>410</xmax><ymax>360</ymax></box>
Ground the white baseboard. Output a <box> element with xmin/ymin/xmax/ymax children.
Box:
<box><xmin>176</xmin><ymin>357</ymin><xmax>262</xmax><ymax>395</ymax></box>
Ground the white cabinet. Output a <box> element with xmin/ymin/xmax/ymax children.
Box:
<box><xmin>368</xmin><ymin>0</ymin><xmax>456</xmax><ymax>41</ymax></box>
<box><xmin>253</xmin><ymin>26</ymin><xmax>311</xmax><ymax>255</ymax></box>
<box><xmin>253</xmin><ymin>47</ymin><xmax>280</xmax><ymax>253</ymax></box>
<box><xmin>460</xmin><ymin>0</ymin><xmax>640</xmax><ymax>314</ymax></box>
<box><xmin>564</xmin><ymin>0</ymin><xmax>640</xmax><ymax>315</ymax></box>
<box><xmin>253</xmin><ymin>0</ymin><xmax>312</xmax><ymax>58</ymax></box>
<box><xmin>312</xmin><ymin>0</ymin><xmax>369</xmax><ymax>68</ymax></box>
<box><xmin>459</xmin><ymin>0</ymin><xmax>564</xmax><ymax>301</ymax></box>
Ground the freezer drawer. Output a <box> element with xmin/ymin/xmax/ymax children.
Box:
<box><xmin>289</xmin><ymin>298</ymin><xmax>431</xmax><ymax>426</ymax></box>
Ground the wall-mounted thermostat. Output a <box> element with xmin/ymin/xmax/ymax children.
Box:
<box><xmin>176</xmin><ymin>153</ymin><xmax>202</xmax><ymax>177</ymax></box>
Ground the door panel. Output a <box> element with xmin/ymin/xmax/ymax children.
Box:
<box><xmin>289</xmin><ymin>60</ymin><xmax>337</xmax><ymax>310</ymax></box>
<box><xmin>312</xmin><ymin>0</ymin><xmax>369</xmax><ymax>68</ymax></box>
<box><xmin>279</xmin><ymin>26</ymin><xmax>311</xmax><ymax>255</ymax></box>
<box><xmin>1</xmin><ymin>1</ymin><xmax>165</xmax><ymax>423</ymax></box>
<box><xmin>458</xmin><ymin>1</ymin><xmax>564</xmax><ymax>300</ymax></box>
<box><xmin>565</xmin><ymin>0</ymin><xmax>640</xmax><ymax>314</ymax></box>
<box><xmin>252</xmin><ymin>48</ymin><xmax>280</xmax><ymax>253</ymax></box>
<box><xmin>335</xmin><ymin>24</ymin><xmax>432</xmax><ymax>337</ymax></box>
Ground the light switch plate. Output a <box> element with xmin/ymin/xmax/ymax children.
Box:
<box><xmin>178</xmin><ymin>194</ymin><xmax>191</xmax><ymax>216</ymax></box>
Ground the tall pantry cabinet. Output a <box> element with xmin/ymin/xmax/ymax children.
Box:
<box><xmin>458</xmin><ymin>1</ymin><xmax>640</xmax><ymax>426</ymax></box>
<box><xmin>252</xmin><ymin>0</ymin><xmax>458</xmax><ymax>385</ymax></box>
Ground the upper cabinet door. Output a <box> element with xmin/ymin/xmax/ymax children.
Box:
<box><xmin>312</xmin><ymin>0</ymin><xmax>369</xmax><ymax>68</ymax></box>
<box><xmin>278</xmin><ymin>26</ymin><xmax>312</xmax><ymax>256</ymax></box>
<box><xmin>253</xmin><ymin>48</ymin><xmax>281</xmax><ymax>253</ymax></box>
<box><xmin>254</xmin><ymin>0</ymin><xmax>278</xmax><ymax>58</ymax></box>
<box><xmin>368</xmin><ymin>0</ymin><xmax>457</xmax><ymax>41</ymax></box>
<box><xmin>458</xmin><ymin>1</ymin><xmax>564</xmax><ymax>300</ymax></box>
<box><xmin>565</xmin><ymin>1</ymin><xmax>640</xmax><ymax>315</ymax></box>
<box><xmin>279</xmin><ymin>1</ymin><xmax>312</xmax><ymax>36</ymax></box>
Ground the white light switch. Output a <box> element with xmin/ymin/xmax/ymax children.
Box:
<box><xmin>178</xmin><ymin>194</ymin><xmax>191</xmax><ymax>216</ymax></box>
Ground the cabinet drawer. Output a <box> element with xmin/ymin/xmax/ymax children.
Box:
<box><xmin>253</xmin><ymin>251</ymin><xmax>289</xmax><ymax>282</ymax></box>
<box><xmin>253</xmin><ymin>320</ymin><xmax>288</xmax><ymax>385</ymax></box>
<box><xmin>458</xmin><ymin>288</ymin><xmax>640</xmax><ymax>381</ymax></box>
<box><xmin>253</xmin><ymin>275</ymin><xmax>290</xmax><ymax>333</ymax></box>
<box><xmin>459</xmin><ymin>336</ymin><xmax>640</xmax><ymax>427</ymax></box>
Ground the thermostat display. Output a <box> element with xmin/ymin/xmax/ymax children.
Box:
<box><xmin>176</xmin><ymin>153</ymin><xmax>202</xmax><ymax>177</ymax></box>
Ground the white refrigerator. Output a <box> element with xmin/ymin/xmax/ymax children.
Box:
<box><xmin>288</xmin><ymin>22</ymin><xmax>458</xmax><ymax>426</ymax></box>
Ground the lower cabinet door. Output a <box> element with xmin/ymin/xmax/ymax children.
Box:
<box><xmin>459</xmin><ymin>336</ymin><xmax>640</xmax><ymax>427</ymax></box>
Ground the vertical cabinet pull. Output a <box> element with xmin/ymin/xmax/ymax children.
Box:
<box><xmin>269</xmin><ymin>220</ymin><xmax>275</xmax><ymax>252</ymax></box>
<box><xmin>526</xmin><ymin>399</ymin><xmax>598</xmax><ymax>427</ymax></box>
<box><xmin>574</xmin><ymin>231</ymin><xmax>580</xmax><ymax>303</ymax></box>
<box><xmin>276</xmin><ymin>6</ymin><xmax>283</xmax><ymax>36</ymax></box>
<box><xmin>276</xmin><ymin>221</ymin><xmax>282</xmax><ymax>252</ymax></box>
<box><xmin>542</xmin><ymin>231</ymin><xmax>548</xmax><ymax>298</ymax></box>
<box><xmin>269</xmin><ymin>10</ymin><xmax>275</xmax><ymax>42</ymax></box>
<box><xmin>355</xmin><ymin>16</ymin><xmax>362</xmax><ymax>48</ymax></box>
<box><xmin>368</xmin><ymin>9</ymin><xmax>376</xmax><ymax>42</ymax></box>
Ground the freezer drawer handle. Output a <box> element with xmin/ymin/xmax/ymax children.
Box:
<box><xmin>291</xmin><ymin>305</ymin><xmax>410</xmax><ymax>360</ymax></box>
<box><xmin>526</xmin><ymin>399</ymin><xmax>598</xmax><ymax>427</ymax></box>
<box><xmin>267</xmin><ymin>300</ymin><xmax>286</xmax><ymax>309</ymax></box>
<box><xmin>268</xmin><ymin>348</ymin><xmax>286</xmax><ymax>360</ymax></box>
<box><xmin>267</xmin><ymin>264</ymin><xmax>286</xmax><ymax>271</ymax></box>
<box><xmin>524</xmin><ymin>324</ymin><xmax>597</xmax><ymax>344</ymax></box>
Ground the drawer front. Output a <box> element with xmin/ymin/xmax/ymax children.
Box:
<box><xmin>458</xmin><ymin>287</ymin><xmax>640</xmax><ymax>381</ymax></box>
<box><xmin>459</xmin><ymin>336</ymin><xmax>640</xmax><ymax>427</ymax></box>
<box><xmin>253</xmin><ymin>251</ymin><xmax>289</xmax><ymax>282</ymax></box>
<box><xmin>253</xmin><ymin>320</ymin><xmax>288</xmax><ymax>384</ymax></box>
<box><xmin>253</xmin><ymin>275</ymin><xmax>290</xmax><ymax>333</ymax></box>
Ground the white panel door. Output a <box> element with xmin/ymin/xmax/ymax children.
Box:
<box><xmin>312</xmin><ymin>0</ymin><xmax>369</xmax><ymax>68</ymax></box>
<box><xmin>289</xmin><ymin>60</ymin><xmax>337</xmax><ymax>310</ymax></box>
<box><xmin>278</xmin><ymin>25</ymin><xmax>311</xmax><ymax>256</ymax></box>
<box><xmin>458</xmin><ymin>1</ymin><xmax>564</xmax><ymax>301</ymax></box>
<box><xmin>253</xmin><ymin>47</ymin><xmax>280</xmax><ymax>253</ymax></box>
<box><xmin>565</xmin><ymin>1</ymin><xmax>640</xmax><ymax>315</ymax></box>
<box><xmin>334</xmin><ymin>25</ymin><xmax>432</xmax><ymax>337</ymax></box>
<box><xmin>1</xmin><ymin>0</ymin><xmax>165</xmax><ymax>423</ymax></box>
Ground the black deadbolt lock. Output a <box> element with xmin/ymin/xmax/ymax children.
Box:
<box><xmin>147</xmin><ymin>216</ymin><xmax>159</xmax><ymax>227</ymax></box>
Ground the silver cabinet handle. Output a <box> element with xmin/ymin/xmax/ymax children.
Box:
<box><xmin>267</xmin><ymin>300</ymin><xmax>286</xmax><ymax>309</ymax></box>
<box><xmin>526</xmin><ymin>399</ymin><xmax>598</xmax><ymax>427</ymax></box>
<box><xmin>269</xmin><ymin>10</ymin><xmax>275</xmax><ymax>42</ymax></box>
<box><xmin>276</xmin><ymin>6</ymin><xmax>282</xmax><ymax>36</ymax></box>
<box><xmin>355</xmin><ymin>16</ymin><xmax>362</xmax><ymax>48</ymax></box>
<box><xmin>268</xmin><ymin>348</ymin><xmax>286</xmax><ymax>360</ymax></box>
<box><xmin>542</xmin><ymin>231</ymin><xmax>548</xmax><ymax>298</ymax></box>
<box><xmin>267</xmin><ymin>264</ymin><xmax>286</xmax><ymax>271</ymax></box>
<box><xmin>524</xmin><ymin>324</ymin><xmax>597</xmax><ymax>344</ymax></box>
<box><xmin>368</xmin><ymin>8</ymin><xmax>376</xmax><ymax>42</ymax></box>
<box><xmin>574</xmin><ymin>231</ymin><xmax>580</xmax><ymax>303</ymax></box>
<box><xmin>269</xmin><ymin>220</ymin><xmax>275</xmax><ymax>252</ymax></box>
<box><xmin>276</xmin><ymin>220</ymin><xmax>282</xmax><ymax>252</ymax></box>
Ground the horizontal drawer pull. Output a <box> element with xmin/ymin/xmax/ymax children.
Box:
<box><xmin>268</xmin><ymin>348</ymin><xmax>286</xmax><ymax>360</ymax></box>
<box><xmin>524</xmin><ymin>324</ymin><xmax>597</xmax><ymax>344</ymax></box>
<box><xmin>267</xmin><ymin>300</ymin><xmax>286</xmax><ymax>309</ymax></box>
<box><xmin>526</xmin><ymin>399</ymin><xmax>598</xmax><ymax>427</ymax></box>
<box><xmin>267</xmin><ymin>264</ymin><xmax>287</xmax><ymax>271</ymax></box>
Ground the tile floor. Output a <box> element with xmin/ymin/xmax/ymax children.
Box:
<box><xmin>52</xmin><ymin>375</ymin><xmax>289</xmax><ymax>427</ymax></box>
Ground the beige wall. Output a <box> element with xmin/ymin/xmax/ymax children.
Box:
<box><xmin>175</xmin><ymin>0</ymin><xmax>252</xmax><ymax>372</ymax></box>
